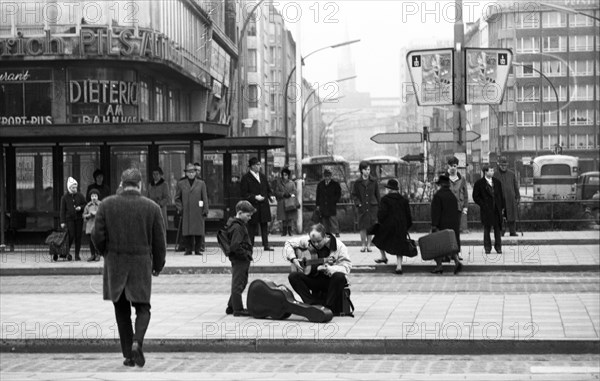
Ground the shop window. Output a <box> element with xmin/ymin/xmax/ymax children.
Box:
<box><xmin>159</xmin><ymin>145</ymin><xmax>188</xmax><ymax>211</ymax></box>
<box><xmin>63</xmin><ymin>147</ymin><xmax>101</xmax><ymax>196</ymax></box>
<box><xmin>15</xmin><ymin>148</ymin><xmax>54</xmax><ymax>229</ymax></box>
<box><xmin>1</xmin><ymin>69</ymin><xmax>53</xmax><ymax>124</ymax></box>
<box><xmin>110</xmin><ymin>146</ymin><xmax>148</xmax><ymax>194</ymax></box>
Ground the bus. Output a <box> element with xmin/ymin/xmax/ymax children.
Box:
<box><xmin>532</xmin><ymin>155</ymin><xmax>579</xmax><ymax>200</ymax></box>
<box><xmin>361</xmin><ymin>156</ymin><xmax>412</xmax><ymax>196</ymax></box>
<box><xmin>301</xmin><ymin>155</ymin><xmax>351</xmax><ymax>204</ymax></box>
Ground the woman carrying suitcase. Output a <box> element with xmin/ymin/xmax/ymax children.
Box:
<box><xmin>430</xmin><ymin>175</ymin><xmax>463</xmax><ymax>275</ymax></box>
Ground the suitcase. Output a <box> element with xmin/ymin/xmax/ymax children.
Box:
<box><xmin>418</xmin><ymin>229</ymin><xmax>458</xmax><ymax>260</ymax></box>
<box><xmin>247</xmin><ymin>279</ymin><xmax>333</xmax><ymax>323</ymax></box>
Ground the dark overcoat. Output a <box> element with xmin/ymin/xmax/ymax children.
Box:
<box><xmin>431</xmin><ymin>187</ymin><xmax>460</xmax><ymax>233</ymax></box>
<box><xmin>372</xmin><ymin>193</ymin><xmax>413</xmax><ymax>255</ymax></box>
<box><xmin>316</xmin><ymin>179</ymin><xmax>341</xmax><ymax>217</ymax></box>
<box><xmin>92</xmin><ymin>189</ymin><xmax>166</xmax><ymax>304</ymax></box>
<box><xmin>493</xmin><ymin>169</ymin><xmax>520</xmax><ymax>221</ymax></box>
<box><xmin>174</xmin><ymin>178</ymin><xmax>209</xmax><ymax>236</ymax></box>
<box><xmin>351</xmin><ymin>176</ymin><xmax>380</xmax><ymax>230</ymax></box>
<box><xmin>60</xmin><ymin>192</ymin><xmax>86</xmax><ymax>223</ymax></box>
<box><xmin>240</xmin><ymin>171</ymin><xmax>273</xmax><ymax>224</ymax></box>
<box><xmin>472</xmin><ymin>177</ymin><xmax>506</xmax><ymax>227</ymax></box>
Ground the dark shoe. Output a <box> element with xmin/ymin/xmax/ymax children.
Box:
<box><xmin>263</xmin><ymin>246</ymin><xmax>274</xmax><ymax>251</ymax></box>
<box><xmin>184</xmin><ymin>251</ymin><xmax>192</xmax><ymax>256</ymax></box>
<box><xmin>194</xmin><ymin>252</ymin><xmax>202</xmax><ymax>255</ymax></box>
<box><xmin>454</xmin><ymin>261</ymin><xmax>463</xmax><ymax>275</ymax></box>
<box><xmin>335</xmin><ymin>233</ymin><xmax>340</xmax><ymax>237</ymax></box>
<box><xmin>87</xmin><ymin>256</ymin><xmax>97</xmax><ymax>262</ymax></box>
<box><xmin>131</xmin><ymin>341</ymin><xmax>145</xmax><ymax>367</ymax></box>
<box><xmin>431</xmin><ymin>266</ymin><xmax>443</xmax><ymax>274</ymax></box>
<box><xmin>233</xmin><ymin>309</ymin><xmax>251</xmax><ymax>317</ymax></box>
<box><xmin>95</xmin><ymin>256</ymin><xmax>101</xmax><ymax>261</ymax></box>
<box><xmin>200</xmin><ymin>246</ymin><xmax>206</xmax><ymax>252</ymax></box>
<box><xmin>374</xmin><ymin>258</ymin><xmax>388</xmax><ymax>264</ymax></box>
<box><xmin>175</xmin><ymin>246</ymin><xmax>185</xmax><ymax>252</ymax></box>
<box><xmin>360</xmin><ymin>247</ymin><xmax>367</xmax><ymax>252</ymax></box>
<box><xmin>123</xmin><ymin>358</ymin><xmax>135</xmax><ymax>367</ymax></box>
<box><xmin>510</xmin><ymin>233</ymin><xmax>519</xmax><ymax>237</ymax></box>
<box><xmin>395</xmin><ymin>266</ymin><xmax>403</xmax><ymax>275</ymax></box>
<box><xmin>281</xmin><ymin>231</ymin><xmax>287</xmax><ymax>237</ymax></box>
<box><xmin>75</xmin><ymin>256</ymin><xmax>81</xmax><ymax>261</ymax></box>
<box><xmin>495</xmin><ymin>249</ymin><xmax>502</xmax><ymax>254</ymax></box>
<box><xmin>225</xmin><ymin>306</ymin><xmax>233</xmax><ymax>315</ymax></box>
<box><xmin>366</xmin><ymin>247</ymin><xmax>372</xmax><ymax>252</ymax></box>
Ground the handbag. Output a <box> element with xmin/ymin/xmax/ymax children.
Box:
<box><xmin>283</xmin><ymin>197</ymin><xmax>299</xmax><ymax>212</ymax></box>
<box><xmin>405</xmin><ymin>232</ymin><xmax>418</xmax><ymax>258</ymax></box>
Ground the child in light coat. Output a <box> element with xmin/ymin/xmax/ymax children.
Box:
<box><xmin>83</xmin><ymin>189</ymin><xmax>102</xmax><ymax>261</ymax></box>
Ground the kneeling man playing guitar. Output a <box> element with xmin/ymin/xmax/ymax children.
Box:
<box><xmin>285</xmin><ymin>223</ymin><xmax>352</xmax><ymax>316</ymax></box>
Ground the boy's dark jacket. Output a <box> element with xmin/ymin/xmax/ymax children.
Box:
<box><xmin>225</xmin><ymin>217</ymin><xmax>253</xmax><ymax>261</ymax></box>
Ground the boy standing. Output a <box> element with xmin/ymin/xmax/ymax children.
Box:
<box><xmin>225</xmin><ymin>200</ymin><xmax>256</xmax><ymax>316</ymax></box>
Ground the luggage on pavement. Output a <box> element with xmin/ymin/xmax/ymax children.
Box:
<box><xmin>45</xmin><ymin>229</ymin><xmax>71</xmax><ymax>261</ymax></box>
<box><xmin>418</xmin><ymin>229</ymin><xmax>458</xmax><ymax>260</ymax></box>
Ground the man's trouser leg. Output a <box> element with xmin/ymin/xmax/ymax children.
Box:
<box><xmin>228</xmin><ymin>258</ymin><xmax>251</xmax><ymax>312</ymax></box>
<box><xmin>113</xmin><ymin>292</ymin><xmax>134</xmax><ymax>358</ymax></box>
<box><xmin>288</xmin><ymin>272</ymin><xmax>328</xmax><ymax>305</ymax></box>
<box><xmin>483</xmin><ymin>225</ymin><xmax>492</xmax><ymax>253</ymax></box>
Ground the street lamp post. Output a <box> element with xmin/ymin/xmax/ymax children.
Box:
<box><xmin>513</xmin><ymin>62</ymin><xmax>561</xmax><ymax>154</ymax></box>
<box><xmin>283</xmin><ymin>39</ymin><xmax>360</xmax><ymax>165</ymax></box>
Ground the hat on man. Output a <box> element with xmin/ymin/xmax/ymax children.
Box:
<box><xmin>323</xmin><ymin>169</ymin><xmax>332</xmax><ymax>176</ymax></box>
<box><xmin>67</xmin><ymin>177</ymin><xmax>78</xmax><ymax>189</ymax></box>
<box><xmin>236</xmin><ymin>200</ymin><xmax>256</xmax><ymax>214</ymax></box>
<box><xmin>498</xmin><ymin>156</ymin><xmax>508</xmax><ymax>164</ymax></box>
<box><xmin>436</xmin><ymin>174</ymin><xmax>450</xmax><ymax>185</ymax></box>
<box><xmin>248</xmin><ymin>157</ymin><xmax>259</xmax><ymax>167</ymax></box>
<box><xmin>385</xmin><ymin>179</ymin><xmax>400</xmax><ymax>191</ymax></box>
<box><xmin>184</xmin><ymin>163</ymin><xmax>196</xmax><ymax>172</ymax></box>
<box><xmin>121</xmin><ymin>168</ymin><xmax>142</xmax><ymax>187</ymax></box>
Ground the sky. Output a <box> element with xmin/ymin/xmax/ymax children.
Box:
<box><xmin>275</xmin><ymin>0</ymin><xmax>496</xmax><ymax>97</ymax></box>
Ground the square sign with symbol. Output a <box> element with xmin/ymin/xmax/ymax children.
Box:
<box><xmin>412</xmin><ymin>55</ymin><xmax>421</xmax><ymax>68</ymax></box>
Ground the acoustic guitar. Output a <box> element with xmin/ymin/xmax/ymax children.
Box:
<box><xmin>291</xmin><ymin>248</ymin><xmax>335</xmax><ymax>276</ymax></box>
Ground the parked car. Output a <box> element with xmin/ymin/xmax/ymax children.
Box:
<box><xmin>576</xmin><ymin>171</ymin><xmax>600</xmax><ymax>200</ymax></box>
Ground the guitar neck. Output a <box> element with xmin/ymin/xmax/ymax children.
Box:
<box><xmin>303</xmin><ymin>258</ymin><xmax>327</xmax><ymax>266</ymax></box>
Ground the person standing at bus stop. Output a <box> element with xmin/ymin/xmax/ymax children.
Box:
<box><xmin>494</xmin><ymin>156</ymin><xmax>520</xmax><ymax>236</ymax></box>
<box><xmin>352</xmin><ymin>161</ymin><xmax>380</xmax><ymax>252</ymax></box>
<box><xmin>446</xmin><ymin>156</ymin><xmax>469</xmax><ymax>259</ymax></box>
<box><xmin>473</xmin><ymin>165</ymin><xmax>506</xmax><ymax>254</ymax></box>
<box><xmin>316</xmin><ymin>169</ymin><xmax>342</xmax><ymax>237</ymax></box>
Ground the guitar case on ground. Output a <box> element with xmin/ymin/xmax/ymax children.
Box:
<box><xmin>247</xmin><ymin>279</ymin><xmax>333</xmax><ymax>323</ymax></box>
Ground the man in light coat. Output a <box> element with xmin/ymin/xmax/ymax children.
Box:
<box><xmin>92</xmin><ymin>168</ymin><xmax>166</xmax><ymax>368</ymax></box>
<box><xmin>175</xmin><ymin>163</ymin><xmax>209</xmax><ymax>255</ymax></box>
<box><xmin>493</xmin><ymin>156</ymin><xmax>521</xmax><ymax>236</ymax></box>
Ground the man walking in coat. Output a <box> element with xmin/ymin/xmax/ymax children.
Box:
<box><xmin>240</xmin><ymin>157</ymin><xmax>276</xmax><ymax>251</ymax></box>
<box><xmin>473</xmin><ymin>165</ymin><xmax>506</xmax><ymax>254</ymax></box>
<box><xmin>445</xmin><ymin>156</ymin><xmax>469</xmax><ymax>258</ymax></box>
<box><xmin>92</xmin><ymin>168</ymin><xmax>166</xmax><ymax>368</ymax></box>
<box><xmin>316</xmin><ymin>169</ymin><xmax>342</xmax><ymax>237</ymax></box>
<box><xmin>493</xmin><ymin>156</ymin><xmax>520</xmax><ymax>236</ymax></box>
<box><xmin>175</xmin><ymin>163</ymin><xmax>209</xmax><ymax>255</ymax></box>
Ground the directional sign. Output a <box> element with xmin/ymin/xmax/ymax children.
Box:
<box><xmin>406</xmin><ymin>49</ymin><xmax>454</xmax><ymax>106</ymax></box>
<box><xmin>465</xmin><ymin>48</ymin><xmax>513</xmax><ymax>105</ymax></box>
<box><xmin>371</xmin><ymin>132</ymin><xmax>422</xmax><ymax>144</ymax></box>
<box><xmin>428</xmin><ymin>130</ymin><xmax>481</xmax><ymax>143</ymax></box>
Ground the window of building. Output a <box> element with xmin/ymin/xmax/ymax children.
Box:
<box><xmin>542</xmin><ymin>60</ymin><xmax>564</xmax><ymax>76</ymax></box>
<box><xmin>168</xmin><ymin>89</ymin><xmax>180</xmax><ymax>121</ymax></box>
<box><xmin>248</xmin><ymin>19</ymin><xmax>257</xmax><ymax>36</ymax></box>
<box><xmin>570</xmin><ymin>109</ymin><xmax>593</xmax><ymax>125</ymax></box>
<box><xmin>14</xmin><ymin>147</ymin><xmax>54</xmax><ymax>229</ymax></box>
<box><xmin>248</xmin><ymin>49</ymin><xmax>257</xmax><ymax>72</ymax></box>
<box><xmin>543</xmin><ymin>110</ymin><xmax>566</xmax><ymax>126</ymax></box>
<box><xmin>542</xmin><ymin>12</ymin><xmax>566</xmax><ymax>27</ymax></box>
<box><xmin>516</xmin><ymin>37</ymin><xmax>540</xmax><ymax>53</ymax></box>
<box><xmin>0</xmin><ymin>69</ymin><xmax>53</xmax><ymax>123</ymax></box>
<box><xmin>543</xmin><ymin>85</ymin><xmax>566</xmax><ymax>101</ymax></box>
<box><xmin>517</xmin><ymin>62</ymin><xmax>540</xmax><ymax>77</ymax></box>
<box><xmin>517</xmin><ymin>85</ymin><xmax>539</xmax><ymax>102</ymax></box>
<box><xmin>520</xmin><ymin>136</ymin><xmax>536</xmax><ymax>150</ymax></box>
<box><xmin>542</xmin><ymin>36</ymin><xmax>566</xmax><ymax>52</ymax></box>
<box><xmin>569</xmin><ymin>14</ymin><xmax>595</xmax><ymax>27</ymax></box>
<box><xmin>155</xmin><ymin>83</ymin><xmax>164</xmax><ymax>121</ymax></box>
<box><xmin>139</xmin><ymin>79</ymin><xmax>150</xmax><ymax>121</ymax></box>
<box><xmin>570</xmin><ymin>84</ymin><xmax>594</xmax><ymax>101</ymax></box>
<box><xmin>571</xmin><ymin>60</ymin><xmax>594</xmax><ymax>76</ymax></box>
<box><xmin>516</xmin><ymin>12</ymin><xmax>539</xmax><ymax>28</ymax></box>
<box><xmin>248</xmin><ymin>84</ymin><xmax>259</xmax><ymax>108</ymax></box>
<box><xmin>502</xmin><ymin>13</ymin><xmax>515</xmax><ymax>29</ymax></box>
<box><xmin>569</xmin><ymin>35</ymin><xmax>594</xmax><ymax>51</ymax></box>
<box><xmin>517</xmin><ymin>110</ymin><xmax>537</xmax><ymax>126</ymax></box>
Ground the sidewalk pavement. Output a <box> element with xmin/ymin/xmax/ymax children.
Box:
<box><xmin>1</xmin><ymin>231</ymin><xmax>598</xmax><ymax>275</ymax></box>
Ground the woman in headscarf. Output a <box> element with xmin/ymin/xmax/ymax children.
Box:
<box><xmin>274</xmin><ymin>168</ymin><xmax>298</xmax><ymax>236</ymax></box>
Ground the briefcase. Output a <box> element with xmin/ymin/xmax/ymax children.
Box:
<box><xmin>418</xmin><ymin>229</ymin><xmax>458</xmax><ymax>260</ymax></box>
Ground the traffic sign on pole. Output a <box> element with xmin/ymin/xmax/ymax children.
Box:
<box><xmin>406</xmin><ymin>49</ymin><xmax>454</xmax><ymax>106</ymax></box>
<box><xmin>428</xmin><ymin>130</ymin><xmax>480</xmax><ymax>143</ymax></box>
<box><xmin>465</xmin><ymin>48</ymin><xmax>513</xmax><ymax>105</ymax></box>
<box><xmin>371</xmin><ymin>132</ymin><xmax>423</xmax><ymax>144</ymax></box>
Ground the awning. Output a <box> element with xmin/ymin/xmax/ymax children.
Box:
<box><xmin>204</xmin><ymin>136</ymin><xmax>286</xmax><ymax>151</ymax></box>
<box><xmin>0</xmin><ymin>121</ymin><xmax>229</xmax><ymax>143</ymax></box>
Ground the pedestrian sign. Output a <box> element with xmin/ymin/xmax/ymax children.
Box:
<box><xmin>465</xmin><ymin>48</ymin><xmax>513</xmax><ymax>105</ymax></box>
<box><xmin>406</xmin><ymin>49</ymin><xmax>454</xmax><ymax>106</ymax></box>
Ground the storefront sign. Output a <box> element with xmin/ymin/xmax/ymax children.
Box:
<box><xmin>0</xmin><ymin>70</ymin><xmax>30</xmax><ymax>81</ymax></box>
<box><xmin>69</xmin><ymin>80</ymin><xmax>138</xmax><ymax>104</ymax></box>
<box><xmin>1</xmin><ymin>116</ymin><xmax>53</xmax><ymax>125</ymax></box>
<box><xmin>0</xmin><ymin>26</ymin><xmax>209</xmax><ymax>85</ymax></box>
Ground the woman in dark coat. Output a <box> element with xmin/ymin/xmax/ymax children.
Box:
<box><xmin>60</xmin><ymin>176</ymin><xmax>87</xmax><ymax>261</ymax></box>
<box><xmin>430</xmin><ymin>175</ymin><xmax>463</xmax><ymax>275</ymax></box>
<box><xmin>372</xmin><ymin>179</ymin><xmax>412</xmax><ymax>274</ymax></box>
<box><xmin>274</xmin><ymin>168</ymin><xmax>298</xmax><ymax>236</ymax></box>
<box><xmin>351</xmin><ymin>161</ymin><xmax>380</xmax><ymax>252</ymax></box>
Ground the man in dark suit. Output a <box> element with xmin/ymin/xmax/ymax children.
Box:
<box><xmin>473</xmin><ymin>165</ymin><xmax>506</xmax><ymax>254</ymax></box>
<box><xmin>240</xmin><ymin>157</ymin><xmax>276</xmax><ymax>251</ymax></box>
<box><xmin>316</xmin><ymin>169</ymin><xmax>342</xmax><ymax>237</ymax></box>
<box><xmin>92</xmin><ymin>168</ymin><xmax>166</xmax><ymax>368</ymax></box>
